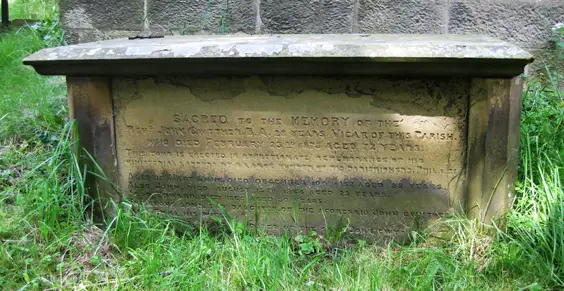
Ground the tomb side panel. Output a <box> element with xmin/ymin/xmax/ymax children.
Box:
<box><xmin>68</xmin><ymin>77</ymin><xmax>120</xmax><ymax>220</ymax></box>
<box><xmin>112</xmin><ymin>76</ymin><xmax>469</xmax><ymax>240</ymax></box>
<box><xmin>467</xmin><ymin>77</ymin><xmax>523</xmax><ymax>222</ymax></box>
<box><xmin>467</xmin><ymin>79</ymin><xmax>489</xmax><ymax>219</ymax></box>
<box><xmin>506</xmin><ymin>77</ymin><xmax>524</xmax><ymax>215</ymax></box>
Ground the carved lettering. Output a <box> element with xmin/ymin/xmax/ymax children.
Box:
<box><xmin>115</xmin><ymin>77</ymin><xmax>467</xmax><ymax>240</ymax></box>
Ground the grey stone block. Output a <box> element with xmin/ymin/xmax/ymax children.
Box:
<box><xmin>147</xmin><ymin>0</ymin><xmax>256</xmax><ymax>34</ymax></box>
<box><xmin>260</xmin><ymin>0</ymin><xmax>354</xmax><ymax>34</ymax></box>
<box><xmin>60</xmin><ymin>0</ymin><xmax>144</xmax><ymax>31</ymax></box>
<box><xmin>526</xmin><ymin>48</ymin><xmax>564</xmax><ymax>76</ymax></box>
<box><xmin>64</xmin><ymin>29</ymin><xmax>139</xmax><ymax>44</ymax></box>
<box><xmin>448</xmin><ymin>0</ymin><xmax>564</xmax><ymax>48</ymax></box>
<box><xmin>357</xmin><ymin>0</ymin><xmax>448</xmax><ymax>34</ymax></box>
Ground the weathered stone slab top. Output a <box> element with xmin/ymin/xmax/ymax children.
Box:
<box><xmin>26</xmin><ymin>34</ymin><xmax>533</xmax><ymax>61</ymax></box>
<box><xmin>24</xmin><ymin>34</ymin><xmax>533</xmax><ymax>77</ymax></box>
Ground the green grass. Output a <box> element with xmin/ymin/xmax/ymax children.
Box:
<box><xmin>7</xmin><ymin>0</ymin><xmax>59</xmax><ymax>21</ymax></box>
<box><xmin>1</xmin><ymin>1</ymin><xmax>563</xmax><ymax>289</ymax></box>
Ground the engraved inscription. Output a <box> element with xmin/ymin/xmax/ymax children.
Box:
<box><xmin>113</xmin><ymin>76</ymin><xmax>468</xmax><ymax>241</ymax></box>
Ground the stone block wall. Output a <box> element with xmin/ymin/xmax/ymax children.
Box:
<box><xmin>61</xmin><ymin>0</ymin><xmax>563</xmax><ymax>52</ymax></box>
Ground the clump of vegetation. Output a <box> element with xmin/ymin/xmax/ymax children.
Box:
<box><xmin>7</xmin><ymin>0</ymin><xmax>58</xmax><ymax>21</ymax></box>
<box><xmin>1</xmin><ymin>0</ymin><xmax>563</xmax><ymax>289</ymax></box>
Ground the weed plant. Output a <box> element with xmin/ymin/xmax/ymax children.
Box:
<box><xmin>1</xmin><ymin>0</ymin><xmax>563</xmax><ymax>289</ymax></box>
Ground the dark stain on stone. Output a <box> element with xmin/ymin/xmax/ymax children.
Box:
<box><xmin>261</xmin><ymin>76</ymin><xmax>305</xmax><ymax>98</ymax></box>
<box><xmin>124</xmin><ymin>169</ymin><xmax>451</xmax><ymax>243</ymax></box>
<box><xmin>365</xmin><ymin>78</ymin><xmax>469</xmax><ymax>117</ymax></box>
<box><xmin>156</xmin><ymin>77</ymin><xmax>246</xmax><ymax>101</ymax></box>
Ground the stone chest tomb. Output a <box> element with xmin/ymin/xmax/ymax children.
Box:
<box><xmin>24</xmin><ymin>35</ymin><xmax>533</xmax><ymax>240</ymax></box>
